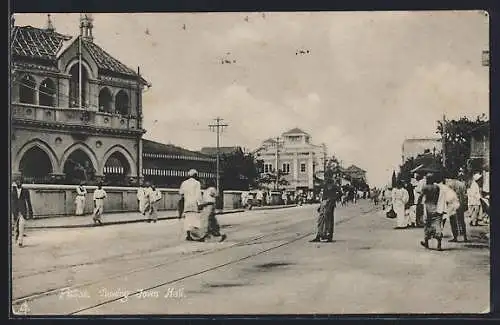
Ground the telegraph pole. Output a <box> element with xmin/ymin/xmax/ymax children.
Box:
<box><xmin>274</xmin><ymin>137</ymin><xmax>282</xmax><ymax>190</ymax></box>
<box><xmin>209</xmin><ymin>117</ymin><xmax>228</xmax><ymax>193</ymax></box>
<box><xmin>442</xmin><ymin>114</ymin><xmax>446</xmax><ymax>167</ymax></box>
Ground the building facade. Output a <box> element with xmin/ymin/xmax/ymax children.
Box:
<box><xmin>254</xmin><ymin>128</ymin><xmax>327</xmax><ymax>191</ymax></box>
<box><xmin>10</xmin><ymin>15</ymin><xmax>150</xmax><ymax>186</ymax></box>
<box><xmin>142</xmin><ymin>139</ymin><xmax>216</xmax><ymax>188</ymax></box>
<box><xmin>401</xmin><ymin>138</ymin><xmax>442</xmax><ymax>164</ymax></box>
<box><xmin>468</xmin><ymin>122</ymin><xmax>490</xmax><ymax>173</ymax></box>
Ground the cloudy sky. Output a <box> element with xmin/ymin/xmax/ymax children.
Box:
<box><xmin>14</xmin><ymin>11</ymin><xmax>489</xmax><ymax>186</ymax></box>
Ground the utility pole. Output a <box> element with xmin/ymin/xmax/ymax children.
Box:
<box><xmin>209</xmin><ymin>117</ymin><xmax>228</xmax><ymax>194</ymax></box>
<box><xmin>274</xmin><ymin>137</ymin><xmax>282</xmax><ymax>190</ymax></box>
<box><xmin>442</xmin><ymin>114</ymin><xmax>446</xmax><ymax>167</ymax></box>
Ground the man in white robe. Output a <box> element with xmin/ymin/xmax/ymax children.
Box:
<box><xmin>147</xmin><ymin>183</ymin><xmax>162</xmax><ymax>223</ymax></box>
<box><xmin>392</xmin><ymin>181</ymin><xmax>409</xmax><ymax>229</ymax></box>
<box><xmin>75</xmin><ymin>182</ymin><xmax>87</xmax><ymax>216</ymax></box>
<box><xmin>179</xmin><ymin>169</ymin><xmax>205</xmax><ymax>241</ymax></box>
<box><xmin>467</xmin><ymin>173</ymin><xmax>482</xmax><ymax>226</ymax></box>
<box><xmin>137</xmin><ymin>183</ymin><xmax>147</xmax><ymax>216</ymax></box>
<box><xmin>92</xmin><ymin>183</ymin><xmax>107</xmax><ymax>225</ymax></box>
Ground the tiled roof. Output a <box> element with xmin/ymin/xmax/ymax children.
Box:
<box><xmin>200</xmin><ymin>147</ymin><xmax>243</xmax><ymax>156</ymax></box>
<box><xmin>82</xmin><ymin>38</ymin><xmax>138</xmax><ymax>78</ymax></box>
<box><xmin>283</xmin><ymin>128</ymin><xmax>309</xmax><ymax>135</ymax></box>
<box><xmin>143</xmin><ymin>139</ymin><xmax>213</xmax><ymax>160</ymax></box>
<box><xmin>11</xmin><ymin>26</ymin><xmax>71</xmax><ymax>61</ymax></box>
<box><xmin>345</xmin><ymin>165</ymin><xmax>366</xmax><ymax>173</ymax></box>
<box><xmin>13</xmin><ymin>60</ymin><xmax>60</xmax><ymax>72</ymax></box>
<box><xmin>12</xmin><ymin>25</ymin><xmax>149</xmax><ymax>85</ymax></box>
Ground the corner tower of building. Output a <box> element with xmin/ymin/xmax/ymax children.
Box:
<box><xmin>11</xmin><ymin>14</ymin><xmax>150</xmax><ymax>186</ymax></box>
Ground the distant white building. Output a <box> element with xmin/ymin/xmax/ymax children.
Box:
<box><xmin>401</xmin><ymin>138</ymin><xmax>442</xmax><ymax>164</ymax></box>
<box><xmin>254</xmin><ymin>128</ymin><xmax>327</xmax><ymax>191</ymax></box>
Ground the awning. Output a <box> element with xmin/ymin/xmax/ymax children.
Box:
<box><xmin>104</xmin><ymin>157</ymin><xmax>125</xmax><ymax>174</ymax></box>
<box><xmin>142</xmin><ymin>168</ymin><xmax>216</xmax><ymax>178</ymax></box>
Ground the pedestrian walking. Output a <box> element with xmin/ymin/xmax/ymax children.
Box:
<box><xmin>147</xmin><ymin>183</ymin><xmax>162</xmax><ymax>223</ymax></box>
<box><xmin>11</xmin><ymin>178</ymin><xmax>33</xmax><ymax>247</ymax></box>
<box><xmin>179</xmin><ymin>169</ymin><xmax>205</xmax><ymax>241</ymax></box>
<box><xmin>310</xmin><ymin>177</ymin><xmax>341</xmax><ymax>242</ymax></box>
<box><xmin>392</xmin><ymin>181</ymin><xmax>409</xmax><ymax>229</ymax></box>
<box><xmin>201</xmin><ymin>179</ymin><xmax>227</xmax><ymax>242</ymax></box>
<box><xmin>282</xmin><ymin>191</ymin><xmax>288</xmax><ymax>205</ymax></box>
<box><xmin>414</xmin><ymin>173</ymin><xmax>427</xmax><ymax>227</ymax></box>
<box><xmin>75</xmin><ymin>181</ymin><xmax>87</xmax><ymax>216</ymax></box>
<box><xmin>467</xmin><ymin>173</ymin><xmax>482</xmax><ymax>227</ymax></box>
<box><xmin>419</xmin><ymin>172</ymin><xmax>445</xmax><ymax>251</ymax></box>
<box><xmin>446</xmin><ymin>172</ymin><xmax>468</xmax><ymax>242</ymax></box>
<box><xmin>92</xmin><ymin>183</ymin><xmax>107</xmax><ymax>225</ymax></box>
<box><xmin>137</xmin><ymin>182</ymin><xmax>148</xmax><ymax>216</ymax></box>
<box><xmin>255</xmin><ymin>189</ymin><xmax>264</xmax><ymax>206</ymax></box>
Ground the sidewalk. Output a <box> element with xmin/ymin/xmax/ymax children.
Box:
<box><xmin>25</xmin><ymin>204</ymin><xmax>301</xmax><ymax>229</ymax></box>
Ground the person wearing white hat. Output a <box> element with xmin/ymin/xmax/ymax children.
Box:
<box><xmin>179</xmin><ymin>169</ymin><xmax>205</xmax><ymax>241</ymax></box>
<box><xmin>467</xmin><ymin>173</ymin><xmax>482</xmax><ymax>227</ymax></box>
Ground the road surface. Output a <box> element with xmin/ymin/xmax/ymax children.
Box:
<box><xmin>12</xmin><ymin>201</ymin><xmax>490</xmax><ymax>315</ymax></box>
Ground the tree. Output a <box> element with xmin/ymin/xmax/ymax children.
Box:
<box><xmin>437</xmin><ymin>114</ymin><xmax>488</xmax><ymax>178</ymax></box>
<box><xmin>397</xmin><ymin>151</ymin><xmax>442</xmax><ymax>184</ymax></box>
<box><xmin>220</xmin><ymin>151</ymin><xmax>261</xmax><ymax>191</ymax></box>
<box><xmin>257</xmin><ymin>170</ymin><xmax>289</xmax><ymax>190</ymax></box>
<box><xmin>391</xmin><ymin>171</ymin><xmax>397</xmax><ymax>188</ymax></box>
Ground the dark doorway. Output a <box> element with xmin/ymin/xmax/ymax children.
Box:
<box><xmin>63</xmin><ymin>149</ymin><xmax>95</xmax><ymax>184</ymax></box>
<box><xmin>19</xmin><ymin>146</ymin><xmax>53</xmax><ymax>183</ymax></box>
<box><xmin>103</xmin><ymin>152</ymin><xmax>131</xmax><ymax>186</ymax></box>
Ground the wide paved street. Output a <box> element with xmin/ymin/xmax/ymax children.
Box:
<box><xmin>12</xmin><ymin>201</ymin><xmax>490</xmax><ymax>315</ymax></box>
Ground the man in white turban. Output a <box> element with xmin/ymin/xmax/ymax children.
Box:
<box><xmin>179</xmin><ymin>169</ymin><xmax>205</xmax><ymax>241</ymax></box>
<box><xmin>467</xmin><ymin>173</ymin><xmax>482</xmax><ymax>227</ymax></box>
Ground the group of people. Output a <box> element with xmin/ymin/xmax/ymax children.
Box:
<box><xmin>381</xmin><ymin>169</ymin><xmax>488</xmax><ymax>250</ymax></box>
<box><xmin>242</xmin><ymin>189</ymin><xmax>323</xmax><ymax>209</ymax></box>
<box><xmin>136</xmin><ymin>182</ymin><xmax>163</xmax><ymax>223</ymax></box>
<box><xmin>178</xmin><ymin>169</ymin><xmax>226</xmax><ymax>242</ymax></box>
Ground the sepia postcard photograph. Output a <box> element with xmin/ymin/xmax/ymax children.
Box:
<box><xmin>10</xmin><ymin>10</ymin><xmax>490</xmax><ymax>316</ymax></box>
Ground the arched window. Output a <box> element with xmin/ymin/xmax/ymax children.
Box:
<box><xmin>19</xmin><ymin>75</ymin><xmax>36</xmax><ymax>104</ymax></box>
<box><xmin>69</xmin><ymin>64</ymin><xmax>88</xmax><ymax>108</ymax></box>
<box><xmin>63</xmin><ymin>149</ymin><xmax>96</xmax><ymax>184</ymax></box>
<box><xmin>104</xmin><ymin>151</ymin><xmax>131</xmax><ymax>186</ymax></box>
<box><xmin>115</xmin><ymin>90</ymin><xmax>129</xmax><ymax>115</ymax></box>
<box><xmin>19</xmin><ymin>146</ymin><xmax>53</xmax><ymax>183</ymax></box>
<box><xmin>98</xmin><ymin>87</ymin><xmax>113</xmax><ymax>113</ymax></box>
<box><xmin>39</xmin><ymin>78</ymin><xmax>56</xmax><ymax>107</ymax></box>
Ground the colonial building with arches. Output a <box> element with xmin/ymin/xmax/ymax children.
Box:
<box><xmin>11</xmin><ymin>14</ymin><xmax>151</xmax><ymax>186</ymax></box>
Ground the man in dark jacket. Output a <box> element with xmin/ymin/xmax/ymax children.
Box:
<box><xmin>11</xmin><ymin>178</ymin><xmax>33</xmax><ymax>247</ymax></box>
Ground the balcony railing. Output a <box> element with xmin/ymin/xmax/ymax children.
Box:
<box><xmin>11</xmin><ymin>102</ymin><xmax>139</xmax><ymax>131</ymax></box>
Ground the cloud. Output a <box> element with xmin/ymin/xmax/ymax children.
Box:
<box><xmin>13</xmin><ymin>12</ymin><xmax>489</xmax><ymax>188</ymax></box>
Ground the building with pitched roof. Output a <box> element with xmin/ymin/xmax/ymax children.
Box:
<box><xmin>253</xmin><ymin>128</ymin><xmax>327</xmax><ymax>191</ymax></box>
<box><xmin>10</xmin><ymin>14</ymin><xmax>150</xmax><ymax>186</ymax></box>
<box><xmin>142</xmin><ymin>139</ymin><xmax>216</xmax><ymax>188</ymax></box>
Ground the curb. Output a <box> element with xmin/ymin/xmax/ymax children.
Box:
<box><xmin>25</xmin><ymin>205</ymin><xmax>304</xmax><ymax>230</ymax></box>
<box><xmin>25</xmin><ymin>209</ymin><xmax>246</xmax><ymax>230</ymax></box>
